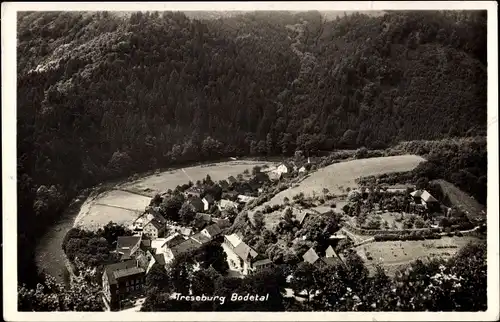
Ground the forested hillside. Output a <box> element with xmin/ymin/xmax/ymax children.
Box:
<box><xmin>17</xmin><ymin>10</ymin><xmax>487</xmax><ymax>286</ymax></box>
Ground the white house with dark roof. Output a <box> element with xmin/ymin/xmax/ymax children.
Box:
<box><xmin>143</xmin><ymin>218</ymin><xmax>166</xmax><ymax>239</ymax></box>
<box><xmin>217</xmin><ymin>199</ymin><xmax>238</xmax><ymax>211</ymax></box>
<box><xmin>201</xmin><ymin>223</ymin><xmax>222</xmax><ymax>239</ymax></box>
<box><xmin>202</xmin><ymin>195</ymin><xmax>215</xmax><ymax>210</ymax></box>
<box><xmin>223</xmin><ymin>233</ymin><xmax>268</xmax><ymax>275</ymax></box>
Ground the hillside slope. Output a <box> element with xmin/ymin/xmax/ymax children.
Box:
<box><xmin>16</xmin><ymin>10</ymin><xmax>487</xmax><ymax>286</ymax></box>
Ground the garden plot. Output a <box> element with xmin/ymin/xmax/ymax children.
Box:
<box><xmin>119</xmin><ymin>160</ymin><xmax>276</xmax><ymax>196</ymax></box>
<box><xmin>356</xmin><ymin>236</ymin><xmax>481</xmax><ymax>275</ymax></box>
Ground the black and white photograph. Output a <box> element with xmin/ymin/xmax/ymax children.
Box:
<box><xmin>2</xmin><ymin>1</ymin><xmax>499</xmax><ymax>321</ymax></box>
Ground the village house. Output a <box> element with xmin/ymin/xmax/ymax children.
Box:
<box><xmin>142</xmin><ymin>218</ymin><xmax>166</xmax><ymax>239</ymax></box>
<box><xmin>192</xmin><ymin>212</ymin><xmax>212</xmax><ymax>230</ymax></box>
<box><xmin>115</xmin><ymin>236</ymin><xmax>142</xmax><ymax>261</ymax></box>
<box><xmin>233</xmin><ymin>242</ymin><xmax>259</xmax><ymax>275</ymax></box>
<box><xmin>163</xmin><ymin>238</ymin><xmax>203</xmax><ymax>264</ymax></box>
<box><xmin>252</xmin><ymin>258</ymin><xmax>273</xmax><ymax>272</ymax></box>
<box><xmin>201</xmin><ymin>223</ymin><xmax>222</xmax><ymax>239</ymax></box>
<box><xmin>223</xmin><ymin>233</ymin><xmax>268</xmax><ymax>275</ymax></box>
<box><xmin>384</xmin><ymin>184</ymin><xmax>416</xmax><ymax>193</ymax></box>
<box><xmin>227</xmin><ymin>176</ymin><xmax>238</xmax><ymax>185</ymax></box>
<box><xmin>187</xmin><ymin>196</ymin><xmax>205</xmax><ymax>213</ymax></box>
<box><xmin>302</xmin><ymin>246</ymin><xmax>345</xmax><ymax>268</ymax></box>
<box><xmin>212</xmin><ymin>217</ymin><xmax>231</xmax><ymax>229</ymax></box>
<box><xmin>190</xmin><ymin>231</ymin><xmax>212</xmax><ymax>245</ymax></box>
<box><xmin>237</xmin><ymin>194</ymin><xmax>257</xmax><ymax>204</ymax></box>
<box><xmin>252</xmin><ymin>172</ymin><xmax>270</xmax><ymax>183</ymax></box>
<box><xmin>222</xmin><ymin>190</ymin><xmax>239</xmax><ymax>201</ymax></box>
<box><xmin>298</xmin><ymin>166</ymin><xmax>307</xmax><ymax>173</ymax></box>
<box><xmin>217</xmin><ymin>199</ymin><xmax>238</xmax><ymax>211</ymax></box>
<box><xmin>132</xmin><ymin>208</ymin><xmax>166</xmax><ymax>233</ymax></box>
<box><xmin>179</xmin><ymin>227</ymin><xmax>193</xmax><ymax>237</ymax></box>
<box><xmin>150</xmin><ymin>233</ymin><xmax>184</xmax><ymax>254</ymax></box>
<box><xmin>102</xmin><ymin>259</ymin><xmax>146</xmax><ymax>311</ymax></box>
<box><xmin>410</xmin><ymin>190</ymin><xmax>440</xmax><ymax>211</ymax></box>
<box><xmin>183</xmin><ymin>186</ymin><xmax>203</xmax><ymax>198</ymax></box>
<box><xmin>202</xmin><ymin>194</ymin><xmax>215</xmax><ymax>211</ymax></box>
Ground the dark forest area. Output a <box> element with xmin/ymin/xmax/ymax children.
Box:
<box><xmin>16</xmin><ymin>10</ymin><xmax>487</xmax><ymax>287</ymax></box>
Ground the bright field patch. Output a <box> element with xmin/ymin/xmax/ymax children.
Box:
<box><xmin>356</xmin><ymin>236</ymin><xmax>481</xmax><ymax>275</ymax></box>
<box><xmin>119</xmin><ymin>160</ymin><xmax>276</xmax><ymax>196</ymax></box>
<box><xmin>74</xmin><ymin>190</ymin><xmax>150</xmax><ymax>231</ymax></box>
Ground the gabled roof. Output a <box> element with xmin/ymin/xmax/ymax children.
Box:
<box><xmin>238</xmin><ymin>195</ymin><xmax>257</xmax><ymax>203</ymax></box>
<box><xmin>203</xmin><ymin>224</ymin><xmax>221</xmax><ymax>237</ymax></box>
<box><xmin>171</xmin><ymin>239</ymin><xmax>202</xmax><ymax>257</ymax></box>
<box><xmin>180</xmin><ymin>227</ymin><xmax>193</xmax><ymax>236</ymax></box>
<box><xmin>303</xmin><ymin>247</ymin><xmax>320</xmax><ymax>265</ymax></box>
<box><xmin>145</xmin><ymin>218</ymin><xmax>164</xmax><ymax>230</ymax></box>
<box><xmin>116</xmin><ymin>236</ymin><xmax>141</xmax><ymax>258</ymax></box>
<box><xmin>104</xmin><ymin>260</ymin><xmax>138</xmax><ymax>285</ymax></box>
<box><xmin>203</xmin><ymin>194</ymin><xmax>215</xmax><ymax>204</ymax></box>
<box><xmin>294</xmin><ymin>208</ymin><xmax>310</xmax><ymax>225</ymax></box>
<box><xmin>225</xmin><ymin>233</ymin><xmax>242</xmax><ymax>248</ymax></box>
<box><xmin>165</xmin><ymin>234</ymin><xmax>187</xmax><ymax>248</ymax></box>
<box><xmin>410</xmin><ymin>190</ymin><xmax>424</xmax><ymax>198</ymax></box>
<box><xmin>219</xmin><ymin>199</ymin><xmax>237</xmax><ymax>209</ymax></box>
<box><xmin>421</xmin><ymin>190</ymin><xmax>438</xmax><ymax>203</ymax></box>
<box><xmin>190</xmin><ymin>232</ymin><xmax>211</xmax><ymax>245</ymax></box>
<box><xmin>213</xmin><ymin>218</ymin><xmax>231</xmax><ymax>228</ymax></box>
<box><xmin>153</xmin><ymin>253</ymin><xmax>167</xmax><ymax>266</ymax></box>
<box><xmin>233</xmin><ymin>242</ymin><xmax>258</xmax><ymax>262</ymax></box>
<box><xmin>188</xmin><ymin>197</ymin><xmax>204</xmax><ymax>210</ymax></box>
<box><xmin>227</xmin><ymin>176</ymin><xmax>237</xmax><ymax>183</ymax></box>
<box><xmin>325</xmin><ymin>245</ymin><xmax>340</xmax><ymax>258</ymax></box>
<box><xmin>117</xmin><ymin>236</ymin><xmax>142</xmax><ymax>250</ymax></box>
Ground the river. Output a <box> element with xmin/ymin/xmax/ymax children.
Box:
<box><xmin>34</xmin><ymin>199</ymin><xmax>83</xmax><ymax>287</ymax></box>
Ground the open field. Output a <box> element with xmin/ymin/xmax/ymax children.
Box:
<box><xmin>431</xmin><ymin>179</ymin><xmax>486</xmax><ymax>222</ymax></box>
<box><xmin>250</xmin><ymin>155</ymin><xmax>425</xmax><ymax>226</ymax></box>
<box><xmin>119</xmin><ymin>160</ymin><xmax>276</xmax><ymax>197</ymax></box>
<box><xmin>74</xmin><ymin>190</ymin><xmax>150</xmax><ymax>231</ymax></box>
<box><xmin>355</xmin><ymin>236</ymin><xmax>482</xmax><ymax>275</ymax></box>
